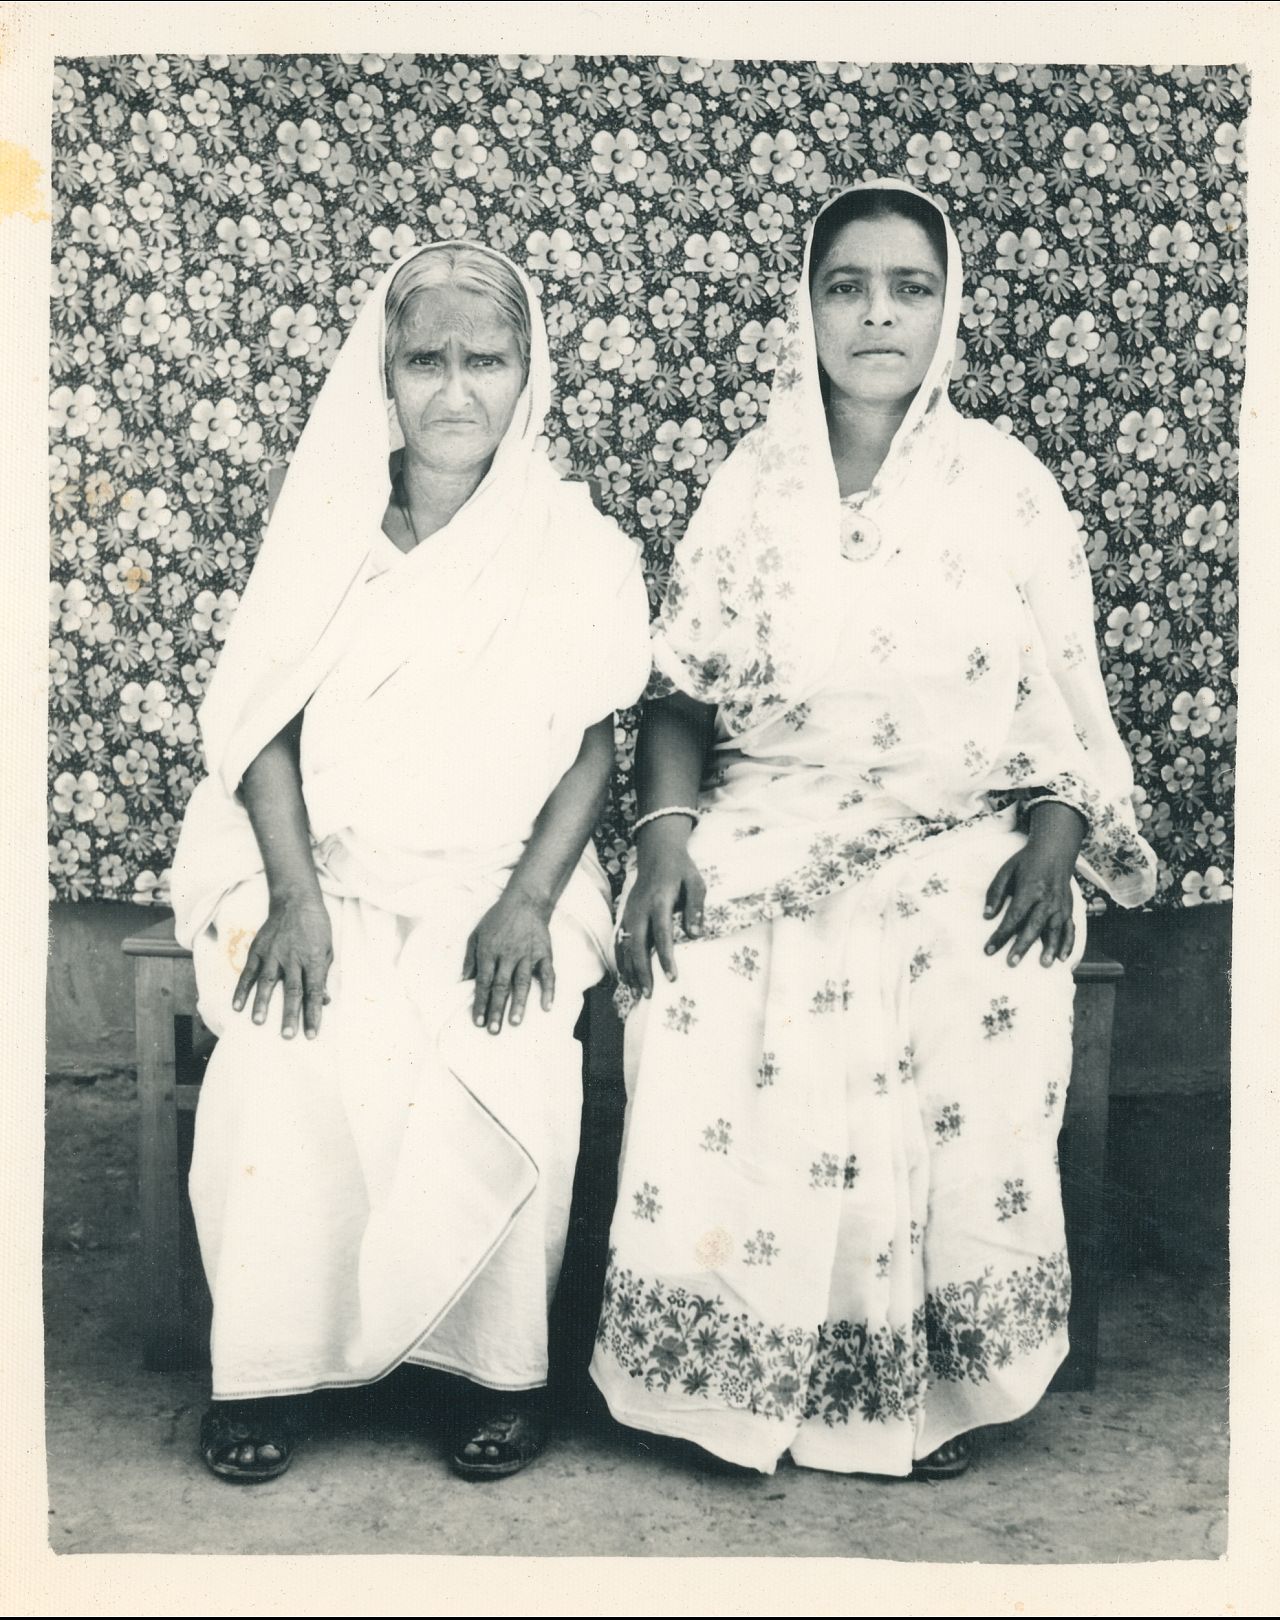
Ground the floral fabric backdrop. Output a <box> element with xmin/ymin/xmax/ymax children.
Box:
<box><xmin>48</xmin><ymin>55</ymin><xmax>1244</xmax><ymax>910</ymax></box>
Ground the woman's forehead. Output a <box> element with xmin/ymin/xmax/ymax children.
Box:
<box><xmin>816</xmin><ymin>213</ymin><xmax>946</xmax><ymax>274</ymax></box>
<box><xmin>394</xmin><ymin>285</ymin><xmax>520</xmax><ymax>348</ymax></box>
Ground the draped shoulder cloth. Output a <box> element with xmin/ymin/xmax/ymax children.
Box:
<box><xmin>648</xmin><ymin>178</ymin><xmax>1157</xmax><ymax>908</ymax></box>
<box><xmin>171</xmin><ymin>241</ymin><xmax>651</xmax><ymax>945</ymax></box>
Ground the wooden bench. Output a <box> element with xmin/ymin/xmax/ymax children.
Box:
<box><xmin>123</xmin><ymin>915</ymin><xmax>1121</xmax><ymax>1390</ymax></box>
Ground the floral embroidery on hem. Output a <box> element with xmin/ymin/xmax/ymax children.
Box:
<box><xmin>595</xmin><ymin>1249</ymin><xmax>1071</xmax><ymax>1428</ymax></box>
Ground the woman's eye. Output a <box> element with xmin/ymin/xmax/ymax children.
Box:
<box><xmin>409</xmin><ymin>353</ymin><xmax>441</xmax><ymax>367</ymax></box>
<box><xmin>469</xmin><ymin>355</ymin><xmax>502</xmax><ymax>369</ymax></box>
<box><xmin>900</xmin><ymin>284</ymin><xmax>934</xmax><ymax>298</ymax></box>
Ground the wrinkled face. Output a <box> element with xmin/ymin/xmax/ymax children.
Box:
<box><xmin>386</xmin><ymin>286</ymin><xmax>526</xmax><ymax>474</ymax></box>
<box><xmin>810</xmin><ymin>215</ymin><xmax>947</xmax><ymax>410</ymax></box>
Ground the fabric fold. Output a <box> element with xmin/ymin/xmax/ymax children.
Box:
<box><xmin>592</xmin><ymin>178</ymin><xmax>1147</xmax><ymax>1478</ymax></box>
<box><xmin>644</xmin><ymin>178</ymin><xmax>1157</xmax><ymax>918</ymax></box>
<box><xmin>174</xmin><ymin>238</ymin><xmax>651</xmax><ymax>1398</ymax></box>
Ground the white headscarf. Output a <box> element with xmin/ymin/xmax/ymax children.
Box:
<box><xmin>199</xmin><ymin>240</ymin><xmax>580</xmax><ymax>796</ymax></box>
<box><xmin>648</xmin><ymin>178</ymin><xmax>1157</xmax><ymax>907</ymax></box>
<box><xmin>173</xmin><ymin>240</ymin><xmax>651</xmax><ymax>943</ymax></box>
<box><xmin>651</xmin><ymin>179</ymin><xmax>966</xmax><ymax>733</ymax></box>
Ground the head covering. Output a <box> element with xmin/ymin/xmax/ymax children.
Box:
<box><xmin>197</xmin><ymin>240</ymin><xmax>560</xmax><ymax>796</ymax></box>
<box><xmin>648</xmin><ymin>178</ymin><xmax>1157</xmax><ymax>908</ymax></box>
<box><xmin>650</xmin><ymin>178</ymin><xmax>965</xmax><ymax>733</ymax></box>
<box><xmin>172</xmin><ymin>240</ymin><xmax>651</xmax><ymax>944</ymax></box>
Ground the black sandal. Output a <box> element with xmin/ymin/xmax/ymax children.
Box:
<box><xmin>450</xmin><ymin>1404</ymin><xmax>547</xmax><ymax>1481</ymax></box>
<box><xmin>912</xmin><ymin>1431</ymin><xmax>974</xmax><ymax>1480</ymax></box>
<box><xmin>199</xmin><ymin>1399</ymin><xmax>297</xmax><ymax>1484</ymax></box>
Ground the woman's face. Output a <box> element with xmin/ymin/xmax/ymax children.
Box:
<box><xmin>810</xmin><ymin>214</ymin><xmax>946</xmax><ymax>411</ymax></box>
<box><xmin>387</xmin><ymin>285</ymin><xmax>526</xmax><ymax>475</ymax></box>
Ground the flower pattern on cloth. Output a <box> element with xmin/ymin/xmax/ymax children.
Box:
<box><xmin>591</xmin><ymin>809</ymin><xmax>1087</xmax><ymax>1476</ymax></box>
<box><xmin>595</xmin><ymin>1248</ymin><xmax>1071</xmax><ymax>1426</ymax></box>
<box><xmin>48</xmin><ymin>56</ymin><xmax>1240</xmax><ymax>911</ymax></box>
<box><xmin>640</xmin><ymin>178</ymin><xmax>1162</xmax><ymax>943</ymax></box>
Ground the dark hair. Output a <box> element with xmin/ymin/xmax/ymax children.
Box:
<box><xmin>808</xmin><ymin>188</ymin><xmax>949</xmax><ymax>289</ymax></box>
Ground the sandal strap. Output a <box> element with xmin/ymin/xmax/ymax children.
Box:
<box><xmin>913</xmin><ymin>1432</ymin><xmax>974</xmax><ymax>1476</ymax></box>
<box><xmin>200</xmin><ymin>1404</ymin><xmax>295</xmax><ymax>1454</ymax></box>
<box><xmin>453</xmin><ymin>1407</ymin><xmax>546</xmax><ymax>1467</ymax></box>
<box><xmin>465</xmin><ymin>1412</ymin><xmax>525</xmax><ymax>1444</ymax></box>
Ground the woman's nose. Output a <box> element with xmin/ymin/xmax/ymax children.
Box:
<box><xmin>863</xmin><ymin>282</ymin><xmax>895</xmax><ymax>325</ymax></box>
<box><xmin>441</xmin><ymin>359</ymin><xmax>470</xmax><ymax>405</ymax></box>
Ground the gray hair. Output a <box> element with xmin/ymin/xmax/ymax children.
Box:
<box><xmin>383</xmin><ymin>246</ymin><xmax>532</xmax><ymax>384</ymax></box>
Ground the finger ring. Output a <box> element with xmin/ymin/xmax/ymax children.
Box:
<box><xmin>616</xmin><ymin>929</ymin><xmax>631</xmax><ymax>941</ymax></box>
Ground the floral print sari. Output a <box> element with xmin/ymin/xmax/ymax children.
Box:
<box><xmin>590</xmin><ymin>181</ymin><xmax>1156</xmax><ymax>1475</ymax></box>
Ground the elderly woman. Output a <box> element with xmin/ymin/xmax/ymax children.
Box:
<box><xmin>171</xmin><ymin>243</ymin><xmax>650</xmax><ymax>1483</ymax></box>
<box><xmin>589</xmin><ymin>180</ymin><xmax>1156</xmax><ymax>1480</ymax></box>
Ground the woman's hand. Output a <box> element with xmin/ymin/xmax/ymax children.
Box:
<box><xmin>463</xmin><ymin>887</ymin><xmax>555</xmax><ymax>1035</ymax></box>
<box><xmin>983</xmin><ymin>801</ymin><xmax>1086</xmax><ymax>967</ymax></box>
<box><xmin>618</xmin><ymin>818</ymin><xmax>705</xmax><ymax>997</ymax></box>
<box><xmin>233</xmin><ymin>889</ymin><xmax>333</xmax><ymax>1039</ymax></box>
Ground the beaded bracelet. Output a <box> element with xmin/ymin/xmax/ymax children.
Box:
<box><xmin>633</xmin><ymin>805</ymin><xmax>700</xmax><ymax>836</ymax></box>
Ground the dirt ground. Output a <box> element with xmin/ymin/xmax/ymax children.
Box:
<box><xmin>43</xmin><ymin>1073</ymin><xmax>1228</xmax><ymax>1561</ymax></box>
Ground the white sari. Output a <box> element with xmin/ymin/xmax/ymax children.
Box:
<box><xmin>170</xmin><ymin>243</ymin><xmax>651</xmax><ymax>1399</ymax></box>
<box><xmin>590</xmin><ymin>181</ymin><xmax>1157</xmax><ymax>1475</ymax></box>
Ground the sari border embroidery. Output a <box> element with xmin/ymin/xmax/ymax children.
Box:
<box><xmin>594</xmin><ymin>1248</ymin><xmax>1072</xmax><ymax>1430</ymax></box>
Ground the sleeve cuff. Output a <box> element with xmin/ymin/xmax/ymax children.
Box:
<box><xmin>1018</xmin><ymin>792</ymin><xmax>1092</xmax><ymax>829</ymax></box>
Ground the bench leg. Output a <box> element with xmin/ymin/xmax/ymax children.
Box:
<box><xmin>136</xmin><ymin>957</ymin><xmax>184</xmax><ymax>1372</ymax></box>
<box><xmin>1051</xmin><ymin>979</ymin><xmax>1117</xmax><ymax>1393</ymax></box>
